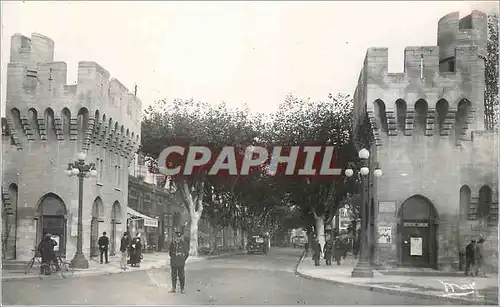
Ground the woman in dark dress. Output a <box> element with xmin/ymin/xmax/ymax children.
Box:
<box><xmin>129</xmin><ymin>235</ymin><xmax>143</xmax><ymax>267</ymax></box>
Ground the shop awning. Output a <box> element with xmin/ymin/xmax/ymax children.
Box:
<box><xmin>127</xmin><ymin>207</ymin><xmax>158</xmax><ymax>228</ymax></box>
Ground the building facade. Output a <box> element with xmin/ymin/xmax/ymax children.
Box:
<box><xmin>127</xmin><ymin>174</ymin><xmax>185</xmax><ymax>252</ymax></box>
<box><xmin>352</xmin><ymin>11</ymin><xmax>498</xmax><ymax>271</ymax></box>
<box><xmin>2</xmin><ymin>33</ymin><xmax>141</xmax><ymax>261</ymax></box>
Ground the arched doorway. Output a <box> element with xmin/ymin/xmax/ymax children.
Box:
<box><xmin>36</xmin><ymin>193</ymin><xmax>67</xmax><ymax>257</ymax></box>
<box><xmin>90</xmin><ymin>197</ymin><xmax>104</xmax><ymax>258</ymax></box>
<box><xmin>397</xmin><ymin>195</ymin><xmax>438</xmax><ymax>268</ymax></box>
<box><xmin>110</xmin><ymin>201</ymin><xmax>122</xmax><ymax>256</ymax></box>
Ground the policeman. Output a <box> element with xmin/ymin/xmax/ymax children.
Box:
<box><xmin>169</xmin><ymin>230</ymin><xmax>189</xmax><ymax>294</ymax></box>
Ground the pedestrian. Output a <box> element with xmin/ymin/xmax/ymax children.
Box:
<box><xmin>323</xmin><ymin>238</ymin><xmax>334</xmax><ymax>266</ymax></box>
<box><xmin>169</xmin><ymin>230</ymin><xmax>189</xmax><ymax>294</ymax></box>
<box><xmin>37</xmin><ymin>233</ymin><xmax>59</xmax><ymax>275</ymax></box>
<box><xmin>312</xmin><ymin>237</ymin><xmax>322</xmax><ymax>266</ymax></box>
<box><xmin>342</xmin><ymin>237</ymin><xmax>348</xmax><ymax>260</ymax></box>
<box><xmin>130</xmin><ymin>234</ymin><xmax>143</xmax><ymax>267</ymax></box>
<box><xmin>465</xmin><ymin>239</ymin><xmax>476</xmax><ymax>276</ymax></box>
<box><xmin>473</xmin><ymin>238</ymin><xmax>485</xmax><ymax>277</ymax></box>
<box><xmin>98</xmin><ymin>231</ymin><xmax>109</xmax><ymax>264</ymax></box>
<box><xmin>120</xmin><ymin>232</ymin><xmax>130</xmax><ymax>270</ymax></box>
<box><xmin>334</xmin><ymin>236</ymin><xmax>343</xmax><ymax>265</ymax></box>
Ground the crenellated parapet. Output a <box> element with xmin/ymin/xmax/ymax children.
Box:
<box><xmin>4</xmin><ymin>33</ymin><xmax>142</xmax><ymax>165</ymax></box>
<box><xmin>353</xmin><ymin>10</ymin><xmax>487</xmax><ymax>147</ymax></box>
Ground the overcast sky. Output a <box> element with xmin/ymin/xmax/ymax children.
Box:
<box><xmin>1</xmin><ymin>1</ymin><xmax>498</xmax><ymax>116</ymax></box>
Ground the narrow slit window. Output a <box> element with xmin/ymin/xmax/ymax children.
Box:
<box><xmin>420</xmin><ymin>55</ymin><xmax>424</xmax><ymax>80</ymax></box>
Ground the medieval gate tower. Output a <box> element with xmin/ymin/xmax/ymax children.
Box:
<box><xmin>353</xmin><ymin>11</ymin><xmax>498</xmax><ymax>271</ymax></box>
<box><xmin>2</xmin><ymin>33</ymin><xmax>142</xmax><ymax>261</ymax></box>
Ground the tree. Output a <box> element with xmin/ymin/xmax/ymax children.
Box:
<box><xmin>141</xmin><ymin>99</ymin><xmax>263</xmax><ymax>255</ymax></box>
<box><xmin>485</xmin><ymin>13</ymin><xmax>499</xmax><ymax>131</ymax></box>
<box><xmin>265</xmin><ymin>93</ymin><xmax>355</xmax><ymax>248</ymax></box>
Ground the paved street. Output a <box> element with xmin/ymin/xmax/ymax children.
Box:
<box><xmin>3</xmin><ymin>248</ymin><xmax>463</xmax><ymax>305</ymax></box>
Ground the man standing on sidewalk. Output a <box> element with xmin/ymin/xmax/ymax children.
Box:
<box><xmin>169</xmin><ymin>230</ymin><xmax>189</xmax><ymax>294</ymax></box>
<box><xmin>465</xmin><ymin>239</ymin><xmax>476</xmax><ymax>276</ymax></box>
<box><xmin>120</xmin><ymin>232</ymin><xmax>131</xmax><ymax>270</ymax></box>
<box><xmin>473</xmin><ymin>238</ymin><xmax>485</xmax><ymax>277</ymax></box>
<box><xmin>98</xmin><ymin>232</ymin><xmax>110</xmax><ymax>264</ymax></box>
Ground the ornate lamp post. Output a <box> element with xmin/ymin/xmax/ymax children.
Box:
<box><xmin>66</xmin><ymin>151</ymin><xmax>97</xmax><ymax>269</ymax></box>
<box><xmin>345</xmin><ymin>148</ymin><xmax>382</xmax><ymax>278</ymax></box>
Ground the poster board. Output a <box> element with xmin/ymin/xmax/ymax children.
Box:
<box><xmin>378</xmin><ymin>201</ymin><xmax>396</xmax><ymax>214</ymax></box>
<box><xmin>410</xmin><ymin>237</ymin><xmax>422</xmax><ymax>256</ymax></box>
<box><xmin>51</xmin><ymin>235</ymin><xmax>60</xmax><ymax>251</ymax></box>
<box><xmin>71</xmin><ymin>216</ymin><xmax>78</xmax><ymax>237</ymax></box>
<box><xmin>378</xmin><ymin>226</ymin><xmax>392</xmax><ymax>243</ymax></box>
<box><xmin>144</xmin><ymin>218</ymin><xmax>158</xmax><ymax>228</ymax></box>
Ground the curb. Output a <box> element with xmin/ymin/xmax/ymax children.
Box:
<box><xmin>2</xmin><ymin>251</ymin><xmax>245</xmax><ymax>282</ymax></box>
<box><xmin>293</xmin><ymin>254</ymin><xmax>497</xmax><ymax>306</ymax></box>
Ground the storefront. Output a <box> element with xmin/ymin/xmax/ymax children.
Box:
<box><xmin>127</xmin><ymin>207</ymin><xmax>159</xmax><ymax>252</ymax></box>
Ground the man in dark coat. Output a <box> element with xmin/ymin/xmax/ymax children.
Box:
<box><xmin>311</xmin><ymin>237</ymin><xmax>322</xmax><ymax>266</ymax></box>
<box><xmin>98</xmin><ymin>231</ymin><xmax>110</xmax><ymax>264</ymax></box>
<box><xmin>465</xmin><ymin>240</ymin><xmax>476</xmax><ymax>276</ymax></box>
<box><xmin>334</xmin><ymin>236</ymin><xmax>344</xmax><ymax>265</ymax></box>
<box><xmin>37</xmin><ymin>233</ymin><xmax>59</xmax><ymax>275</ymax></box>
<box><xmin>323</xmin><ymin>239</ymin><xmax>334</xmax><ymax>266</ymax></box>
<box><xmin>169</xmin><ymin>231</ymin><xmax>189</xmax><ymax>294</ymax></box>
<box><xmin>120</xmin><ymin>232</ymin><xmax>130</xmax><ymax>270</ymax></box>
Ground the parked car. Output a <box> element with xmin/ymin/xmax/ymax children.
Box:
<box><xmin>247</xmin><ymin>232</ymin><xmax>269</xmax><ymax>254</ymax></box>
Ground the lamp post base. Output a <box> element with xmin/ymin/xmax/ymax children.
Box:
<box><xmin>70</xmin><ymin>253</ymin><xmax>89</xmax><ymax>269</ymax></box>
<box><xmin>351</xmin><ymin>259</ymin><xmax>374</xmax><ymax>278</ymax></box>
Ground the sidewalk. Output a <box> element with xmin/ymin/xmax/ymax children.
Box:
<box><xmin>2</xmin><ymin>250</ymin><xmax>245</xmax><ymax>282</ymax></box>
<box><xmin>296</xmin><ymin>253</ymin><xmax>498</xmax><ymax>305</ymax></box>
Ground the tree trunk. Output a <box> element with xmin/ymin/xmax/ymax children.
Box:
<box><xmin>315</xmin><ymin>216</ymin><xmax>326</xmax><ymax>250</ymax></box>
<box><xmin>189</xmin><ymin>213</ymin><xmax>200</xmax><ymax>256</ymax></box>
<box><xmin>178</xmin><ymin>179</ymin><xmax>204</xmax><ymax>256</ymax></box>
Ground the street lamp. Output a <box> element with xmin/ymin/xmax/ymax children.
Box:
<box><xmin>66</xmin><ymin>151</ymin><xmax>97</xmax><ymax>269</ymax></box>
<box><xmin>344</xmin><ymin>148</ymin><xmax>382</xmax><ymax>278</ymax></box>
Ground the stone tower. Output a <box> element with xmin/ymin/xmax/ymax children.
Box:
<box><xmin>352</xmin><ymin>11</ymin><xmax>498</xmax><ymax>271</ymax></box>
<box><xmin>2</xmin><ymin>33</ymin><xmax>142</xmax><ymax>260</ymax></box>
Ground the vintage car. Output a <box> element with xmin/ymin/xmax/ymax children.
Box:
<box><xmin>246</xmin><ymin>232</ymin><xmax>269</xmax><ymax>254</ymax></box>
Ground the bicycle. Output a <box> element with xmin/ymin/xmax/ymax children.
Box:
<box><xmin>39</xmin><ymin>256</ymin><xmax>75</xmax><ymax>279</ymax></box>
<box><xmin>25</xmin><ymin>249</ymin><xmax>74</xmax><ymax>278</ymax></box>
<box><xmin>25</xmin><ymin>249</ymin><xmax>42</xmax><ymax>275</ymax></box>
<box><xmin>55</xmin><ymin>255</ymin><xmax>75</xmax><ymax>278</ymax></box>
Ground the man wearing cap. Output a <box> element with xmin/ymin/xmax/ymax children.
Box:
<box><xmin>169</xmin><ymin>230</ymin><xmax>189</xmax><ymax>294</ymax></box>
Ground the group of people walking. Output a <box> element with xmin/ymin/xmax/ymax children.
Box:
<box><xmin>465</xmin><ymin>238</ymin><xmax>486</xmax><ymax>277</ymax></box>
<box><xmin>309</xmin><ymin>235</ymin><xmax>349</xmax><ymax>266</ymax></box>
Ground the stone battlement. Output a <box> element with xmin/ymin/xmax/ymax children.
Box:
<box><xmin>4</xmin><ymin>33</ymin><xmax>142</xmax><ymax>164</ymax></box>
<box><xmin>353</xmin><ymin>10</ymin><xmax>488</xmax><ymax>145</ymax></box>
<box><xmin>6</xmin><ymin>33</ymin><xmax>141</xmax><ymax>136</ymax></box>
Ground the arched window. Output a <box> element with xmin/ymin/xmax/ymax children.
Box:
<box><xmin>395</xmin><ymin>99</ymin><xmax>407</xmax><ymax>133</ymax></box>
<box><xmin>44</xmin><ymin>108</ymin><xmax>56</xmax><ymax>140</ymax></box>
<box><xmin>61</xmin><ymin>108</ymin><xmax>71</xmax><ymax>139</ymax></box>
<box><xmin>414</xmin><ymin>99</ymin><xmax>428</xmax><ymax>134</ymax></box>
<box><xmin>477</xmin><ymin>185</ymin><xmax>492</xmax><ymax>219</ymax></box>
<box><xmin>455</xmin><ymin>99</ymin><xmax>471</xmax><ymax>142</ymax></box>
<box><xmin>28</xmin><ymin>108</ymin><xmax>40</xmax><ymax>139</ymax></box>
<box><xmin>77</xmin><ymin>108</ymin><xmax>89</xmax><ymax>150</ymax></box>
<box><xmin>459</xmin><ymin>185</ymin><xmax>471</xmax><ymax>220</ymax></box>
<box><xmin>374</xmin><ymin>99</ymin><xmax>388</xmax><ymax>133</ymax></box>
<box><xmin>435</xmin><ymin>99</ymin><xmax>449</xmax><ymax>134</ymax></box>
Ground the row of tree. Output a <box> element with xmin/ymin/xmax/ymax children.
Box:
<box><xmin>141</xmin><ymin>93</ymin><xmax>362</xmax><ymax>255</ymax></box>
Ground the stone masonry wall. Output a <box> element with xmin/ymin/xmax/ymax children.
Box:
<box><xmin>353</xmin><ymin>11</ymin><xmax>498</xmax><ymax>271</ymax></box>
<box><xmin>2</xmin><ymin>33</ymin><xmax>142</xmax><ymax>261</ymax></box>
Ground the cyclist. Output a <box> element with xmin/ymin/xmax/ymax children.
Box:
<box><xmin>37</xmin><ymin>233</ymin><xmax>60</xmax><ymax>275</ymax></box>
